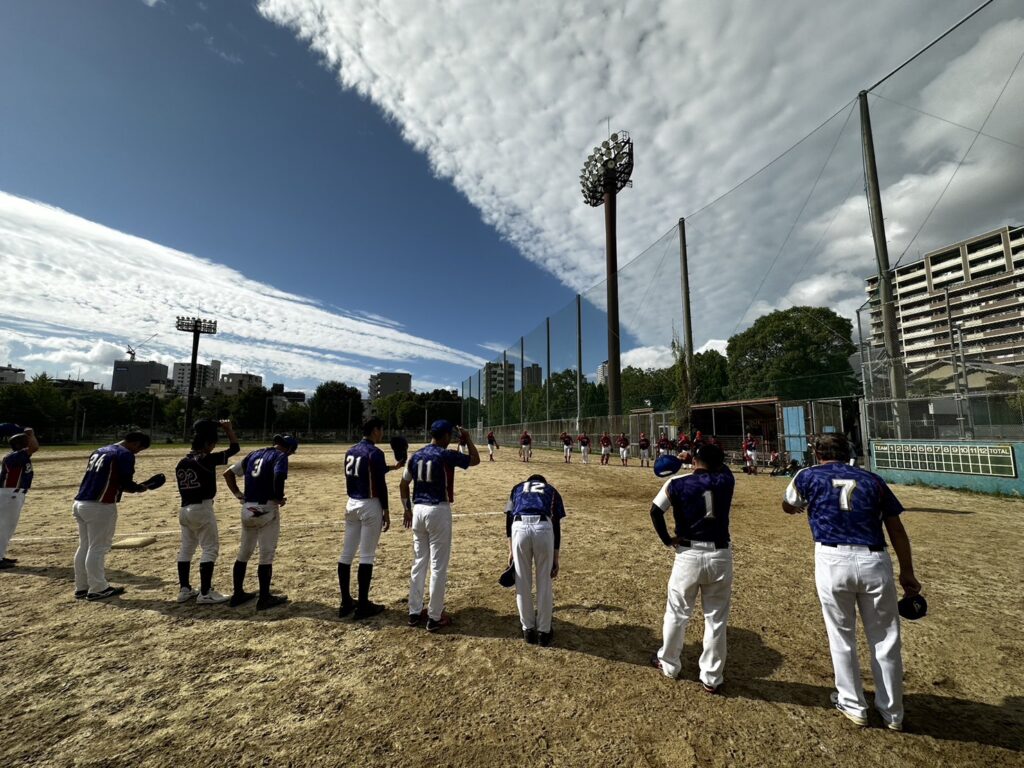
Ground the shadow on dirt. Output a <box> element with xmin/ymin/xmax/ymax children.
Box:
<box><xmin>8</xmin><ymin>564</ymin><xmax>166</xmax><ymax>589</ymax></box>
<box><xmin>904</xmin><ymin>507</ymin><xmax>975</xmax><ymax>515</ymax></box>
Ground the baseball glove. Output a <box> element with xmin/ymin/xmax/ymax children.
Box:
<box><xmin>389</xmin><ymin>436</ymin><xmax>409</xmax><ymax>464</ymax></box>
<box><xmin>141</xmin><ymin>473</ymin><xmax>166</xmax><ymax>491</ymax></box>
<box><xmin>498</xmin><ymin>563</ymin><xmax>516</xmax><ymax>588</ymax></box>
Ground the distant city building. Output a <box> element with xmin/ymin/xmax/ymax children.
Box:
<box><xmin>220</xmin><ymin>372</ymin><xmax>263</xmax><ymax>396</ymax></box>
<box><xmin>368</xmin><ymin>372</ymin><xmax>412</xmax><ymax>401</ymax></box>
<box><xmin>172</xmin><ymin>360</ymin><xmax>221</xmax><ymax>395</ymax></box>
<box><xmin>865</xmin><ymin>225</ymin><xmax>1024</xmax><ymax>380</ymax></box>
<box><xmin>523</xmin><ymin>363</ymin><xmax>543</xmax><ymax>389</ymax></box>
<box><xmin>482</xmin><ymin>361</ymin><xmax>515</xmax><ymax>405</ymax></box>
<box><xmin>0</xmin><ymin>365</ymin><xmax>25</xmax><ymax>386</ymax></box>
<box><xmin>52</xmin><ymin>378</ymin><xmax>98</xmax><ymax>393</ymax></box>
<box><xmin>111</xmin><ymin>360</ymin><xmax>169</xmax><ymax>394</ymax></box>
<box><xmin>596</xmin><ymin>361</ymin><xmax>609</xmax><ymax>386</ymax></box>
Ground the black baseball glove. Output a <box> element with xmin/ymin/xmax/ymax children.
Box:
<box><xmin>141</xmin><ymin>473</ymin><xmax>166</xmax><ymax>491</ymax></box>
<box><xmin>498</xmin><ymin>562</ymin><xmax>516</xmax><ymax>588</ymax></box>
<box><xmin>389</xmin><ymin>436</ymin><xmax>409</xmax><ymax>464</ymax></box>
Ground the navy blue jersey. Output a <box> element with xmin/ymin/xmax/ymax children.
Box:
<box><xmin>230</xmin><ymin>447</ymin><xmax>288</xmax><ymax>503</ymax></box>
<box><xmin>506</xmin><ymin>480</ymin><xmax>566</xmax><ymax>520</ymax></box>
<box><xmin>75</xmin><ymin>444</ymin><xmax>139</xmax><ymax>503</ymax></box>
<box><xmin>1</xmin><ymin>449</ymin><xmax>33</xmax><ymax>492</ymax></box>
<box><xmin>785</xmin><ymin>463</ymin><xmax>902</xmax><ymax>547</ymax></box>
<box><xmin>653</xmin><ymin>467</ymin><xmax>735</xmax><ymax>543</ymax></box>
<box><xmin>345</xmin><ymin>439</ymin><xmax>389</xmax><ymax>509</ymax></box>
<box><xmin>176</xmin><ymin>443</ymin><xmax>240</xmax><ymax>505</ymax></box>
<box><xmin>404</xmin><ymin>444</ymin><xmax>471</xmax><ymax>505</ymax></box>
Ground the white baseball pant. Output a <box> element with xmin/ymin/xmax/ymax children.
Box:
<box><xmin>339</xmin><ymin>498</ymin><xmax>383</xmax><ymax>565</ymax></box>
<box><xmin>581</xmin><ymin>446</ymin><xmax>589</xmax><ymax>463</ymax></box>
<box><xmin>72</xmin><ymin>501</ymin><xmax>118</xmax><ymax>593</ymax></box>
<box><xmin>657</xmin><ymin>542</ymin><xmax>733</xmax><ymax>687</ymax></box>
<box><xmin>601</xmin><ymin>446</ymin><xmax>610</xmax><ymax>456</ymax></box>
<box><xmin>487</xmin><ymin>444</ymin><xmax>495</xmax><ymax>457</ymax></box>
<box><xmin>640</xmin><ymin>448</ymin><xmax>651</xmax><ymax>463</ymax></box>
<box><xmin>511</xmin><ymin>516</ymin><xmax>554</xmax><ymax>633</ymax></box>
<box><xmin>619</xmin><ymin>447</ymin><xmax>629</xmax><ymax>461</ymax></box>
<box><xmin>178</xmin><ymin>499</ymin><xmax>220</xmax><ymax>563</ymax></box>
<box><xmin>0</xmin><ymin>491</ymin><xmax>27</xmax><ymax>559</ymax></box>
<box><xmin>237</xmin><ymin>502</ymin><xmax>280</xmax><ymax>565</ymax></box>
<box><xmin>563</xmin><ymin>445</ymin><xmax>572</xmax><ymax>459</ymax></box>
<box><xmin>815</xmin><ymin>543</ymin><xmax>903</xmax><ymax>728</ymax></box>
<box><xmin>408</xmin><ymin>502</ymin><xmax>452</xmax><ymax>621</ymax></box>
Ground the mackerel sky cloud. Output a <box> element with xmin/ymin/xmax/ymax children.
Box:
<box><xmin>2</xmin><ymin>0</ymin><xmax>1021</xmax><ymax>394</ymax></box>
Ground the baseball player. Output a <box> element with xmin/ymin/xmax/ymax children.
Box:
<box><xmin>72</xmin><ymin>432</ymin><xmax>162</xmax><ymax>601</ymax></box>
<box><xmin>560</xmin><ymin>431</ymin><xmax>573</xmax><ymax>463</ymax></box>
<box><xmin>617</xmin><ymin>432</ymin><xmax>630</xmax><ymax>466</ymax></box>
<box><xmin>505</xmin><ymin>473</ymin><xmax>565</xmax><ymax>647</ymax></box>
<box><xmin>0</xmin><ymin>427</ymin><xmax>39</xmax><ymax>568</ymax></box>
<box><xmin>783</xmin><ymin>433</ymin><xmax>921</xmax><ymax>731</ymax></box>
<box><xmin>742</xmin><ymin>433</ymin><xmax>759</xmax><ymax>475</ymax></box>
<box><xmin>338</xmin><ymin>418</ymin><xmax>400</xmax><ymax>620</ymax></box>
<box><xmin>650</xmin><ymin>443</ymin><xmax>735</xmax><ymax>692</ymax></box>
<box><xmin>638</xmin><ymin>432</ymin><xmax>652</xmax><ymax>468</ymax></box>
<box><xmin>577</xmin><ymin>431</ymin><xmax>591</xmax><ymax>464</ymax></box>
<box><xmin>599</xmin><ymin>431</ymin><xmax>612</xmax><ymax>465</ymax></box>
<box><xmin>223</xmin><ymin>433</ymin><xmax>298</xmax><ymax>611</ymax></box>
<box><xmin>657</xmin><ymin>432</ymin><xmax>671</xmax><ymax>457</ymax></box>
<box><xmin>401</xmin><ymin>420</ymin><xmax>479</xmax><ymax>631</ymax></box>
<box><xmin>173</xmin><ymin>419</ymin><xmax>240</xmax><ymax>604</ymax></box>
<box><xmin>677</xmin><ymin>432</ymin><xmax>691</xmax><ymax>455</ymax></box>
<box><xmin>486</xmin><ymin>430</ymin><xmax>498</xmax><ymax>462</ymax></box>
<box><xmin>519</xmin><ymin>430</ymin><xmax>532</xmax><ymax>463</ymax></box>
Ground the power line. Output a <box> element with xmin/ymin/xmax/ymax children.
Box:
<box><xmin>869</xmin><ymin>91</ymin><xmax>1024</xmax><ymax>153</ymax></box>
<box><xmin>867</xmin><ymin>0</ymin><xmax>998</xmax><ymax>92</ymax></box>
<box><xmin>893</xmin><ymin>45</ymin><xmax>1024</xmax><ymax>265</ymax></box>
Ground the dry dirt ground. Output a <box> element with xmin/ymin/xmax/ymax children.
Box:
<box><xmin>2</xmin><ymin>444</ymin><xmax>1022</xmax><ymax>768</ymax></box>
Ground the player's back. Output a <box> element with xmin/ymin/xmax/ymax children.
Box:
<box><xmin>788</xmin><ymin>463</ymin><xmax>900</xmax><ymax>547</ymax></box>
<box><xmin>242</xmin><ymin>447</ymin><xmax>286</xmax><ymax>503</ymax></box>
<box><xmin>508</xmin><ymin>479</ymin><xmax>564</xmax><ymax>518</ymax></box>
<box><xmin>345</xmin><ymin>439</ymin><xmax>383</xmax><ymax>501</ymax></box>
<box><xmin>75</xmin><ymin>444</ymin><xmax>131</xmax><ymax>503</ymax></box>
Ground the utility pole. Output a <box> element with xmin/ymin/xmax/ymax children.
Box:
<box><xmin>678</xmin><ymin>218</ymin><xmax>695</xmax><ymax>372</ymax></box>
<box><xmin>859</xmin><ymin>92</ymin><xmax>909</xmax><ymax>436</ymax></box>
<box><xmin>575</xmin><ymin>295</ymin><xmax>583</xmax><ymax>430</ymax></box>
<box><xmin>545</xmin><ymin>317</ymin><xmax>551</xmax><ymax>422</ymax></box>
<box><xmin>944</xmin><ymin>286</ymin><xmax>965</xmax><ymax>438</ymax></box>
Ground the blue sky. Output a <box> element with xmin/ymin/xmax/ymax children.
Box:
<box><xmin>2</xmin><ymin>0</ymin><xmax>1020</xmax><ymax>395</ymax></box>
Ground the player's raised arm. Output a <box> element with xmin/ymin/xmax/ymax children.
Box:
<box><xmin>460</xmin><ymin>427</ymin><xmax>480</xmax><ymax>466</ymax></box>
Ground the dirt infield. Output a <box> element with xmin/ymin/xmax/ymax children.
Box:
<box><xmin>2</xmin><ymin>444</ymin><xmax>1022</xmax><ymax>767</ymax></box>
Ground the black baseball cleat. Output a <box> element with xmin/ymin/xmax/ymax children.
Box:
<box><xmin>701</xmin><ymin>681</ymin><xmax>720</xmax><ymax>694</ymax></box>
<box><xmin>74</xmin><ymin>589</ymin><xmax>89</xmax><ymax>600</ymax></box>
<box><xmin>538</xmin><ymin>630</ymin><xmax>554</xmax><ymax>647</ymax></box>
<box><xmin>408</xmin><ymin>608</ymin><xmax>428</xmax><ymax>627</ymax></box>
<box><xmin>338</xmin><ymin>600</ymin><xmax>356</xmax><ymax>618</ymax></box>
<box><xmin>425</xmin><ymin>612</ymin><xmax>452</xmax><ymax>632</ymax></box>
<box><xmin>229</xmin><ymin>591</ymin><xmax>257</xmax><ymax>607</ymax></box>
<box><xmin>0</xmin><ymin>558</ymin><xmax>16</xmax><ymax>569</ymax></box>
<box><xmin>256</xmin><ymin>594</ymin><xmax>289</xmax><ymax>611</ymax></box>
<box><xmin>353</xmin><ymin>602</ymin><xmax>386</xmax><ymax>620</ymax></box>
<box><xmin>86</xmin><ymin>586</ymin><xmax>125</xmax><ymax>601</ymax></box>
<box><xmin>523</xmin><ymin>628</ymin><xmax>538</xmax><ymax>645</ymax></box>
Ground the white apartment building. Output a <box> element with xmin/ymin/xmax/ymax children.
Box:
<box><xmin>0</xmin><ymin>365</ymin><xmax>26</xmax><ymax>386</ymax></box>
<box><xmin>220</xmin><ymin>372</ymin><xmax>263</xmax><ymax>396</ymax></box>
<box><xmin>172</xmin><ymin>359</ymin><xmax>221</xmax><ymax>395</ymax></box>
<box><xmin>865</xmin><ymin>225</ymin><xmax>1024</xmax><ymax>374</ymax></box>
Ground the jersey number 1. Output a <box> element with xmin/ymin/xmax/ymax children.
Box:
<box><xmin>345</xmin><ymin>455</ymin><xmax>362</xmax><ymax>477</ymax></box>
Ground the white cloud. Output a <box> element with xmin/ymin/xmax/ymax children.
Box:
<box><xmin>257</xmin><ymin>0</ymin><xmax>1023</xmax><ymax>355</ymax></box>
<box><xmin>0</xmin><ymin>192</ymin><xmax>486</xmax><ymax>389</ymax></box>
<box><xmin>140</xmin><ymin>0</ymin><xmax>164</xmax><ymax>7</ymax></box>
<box><xmin>621</xmin><ymin>345</ymin><xmax>674</xmax><ymax>370</ymax></box>
<box><xmin>696</xmin><ymin>339</ymin><xmax>728</xmax><ymax>356</ymax></box>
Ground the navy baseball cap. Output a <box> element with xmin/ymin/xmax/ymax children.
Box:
<box><xmin>654</xmin><ymin>455</ymin><xmax>683</xmax><ymax>477</ymax></box>
<box><xmin>274</xmin><ymin>434</ymin><xmax>299</xmax><ymax>452</ymax></box>
<box><xmin>430</xmin><ymin>419</ymin><xmax>455</xmax><ymax>437</ymax></box>
<box><xmin>898</xmin><ymin>594</ymin><xmax>927</xmax><ymax>620</ymax></box>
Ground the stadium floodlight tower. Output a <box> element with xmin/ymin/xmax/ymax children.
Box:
<box><xmin>175</xmin><ymin>316</ymin><xmax>218</xmax><ymax>438</ymax></box>
<box><xmin>580</xmin><ymin>130</ymin><xmax>633</xmax><ymax>417</ymax></box>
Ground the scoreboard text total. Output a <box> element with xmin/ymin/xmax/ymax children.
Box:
<box><xmin>873</xmin><ymin>440</ymin><xmax>1017</xmax><ymax>479</ymax></box>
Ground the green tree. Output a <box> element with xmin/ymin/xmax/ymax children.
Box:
<box><xmin>673</xmin><ymin>337</ymin><xmax>692</xmax><ymax>435</ymax></box>
<box><xmin>275</xmin><ymin>404</ymin><xmax>310</xmax><ymax>433</ymax></box>
<box><xmin>308</xmin><ymin>381</ymin><xmax>363</xmax><ymax>434</ymax></box>
<box><xmin>726</xmin><ymin>307</ymin><xmax>856</xmax><ymax>400</ymax></box>
<box><xmin>233</xmin><ymin>386</ymin><xmax>271</xmax><ymax>432</ymax></box>
<box><xmin>691</xmin><ymin>350</ymin><xmax>729</xmax><ymax>403</ymax></box>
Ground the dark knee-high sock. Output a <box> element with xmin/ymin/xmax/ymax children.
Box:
<box><xmin>338</xmin><ymin>562</ymin><xmax>352</xmax><ymax>604</ymax></box>
<box><xmin>257</xmin><ymin>563</ymin><xmax>272</xmax><ymax>599</ymax></box>
<box><xmin>233</xmin><ymin>560</ymin><xmax>247</xmax><ymax>595</ymax></box>
<box><xmin>177</xmin><ymin>561</ymin><xmax>191</xmax><ymax>589</ymax></box>
<box><xmin>357</xmin><ymin>563</ymin><xmax>373</xmax><ymax>606</ymax></box>
<box><xmin>199</xmin><ymin>561</ymin><xmax>214</xmax><ymax>595</ymax></box>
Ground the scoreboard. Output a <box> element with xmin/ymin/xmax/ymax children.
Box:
<box><xmin>872</xmin><ymin>440</ymin><xmax>1017</xmax><ymax>479</ymax></box>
